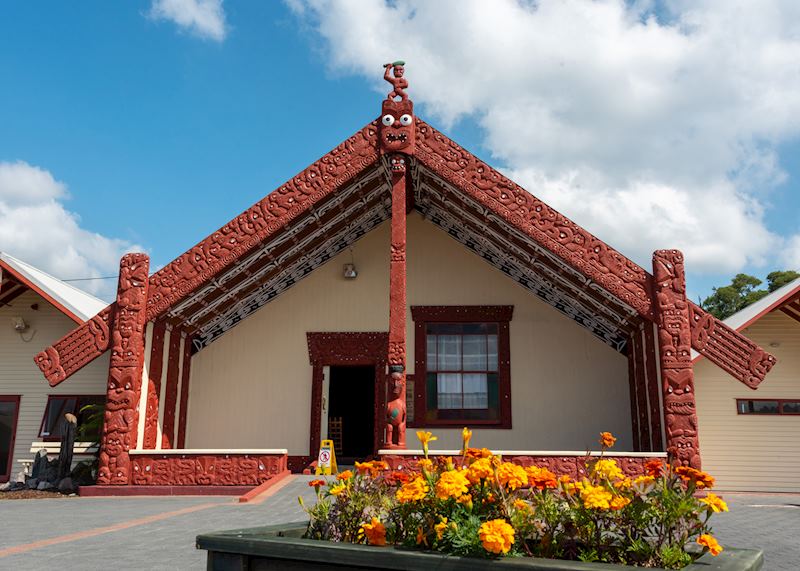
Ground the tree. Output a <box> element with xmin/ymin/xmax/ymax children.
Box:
<box><xmin>700</xmin><ymin>270</ymin><xmax>800</xmax><ymax>320</ymax></box>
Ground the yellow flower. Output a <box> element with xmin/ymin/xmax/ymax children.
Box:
<box><xmin>496</xmin><ymin>462</ymin><xmax>528</xmax><ymax>491</ymax></box>
<box><xmin>329</xmin><ymin>484</ymin><xmax>346</xmax><ymax>496</ymax></box>
<box><xmin>434</xmin><ymin>518</ymin><xmax>448</xmax><ymax>541</ymax></box>
<box><xmin>633</xmin><ymin>475</ymin><xmax>655</xmax><ymax>488</ymax></box>
<box><xmin>580</xmin><ymin>483</ymin><xmax>613</xmax><ymax>509</ymax></box>
<box><xmin>461</xmin><ymin>427</ymin><xmax>473</xmax><ymax>452</ymax></box>
<box><xmin>359</xmin><ymin>517</ymin><xmax>386</xmax><ymax>546</ymax></box>
<box><xmin>417</xmin><ymin>458</ymin><xmax>433</xmax><ymax>473</ymax></box>
<box><xmin>467</xmin><ymin>457</ymin><xmax>494</xmax><ymax>484</ymax></box>
<box><xmin>614</xmin><ymin>477</ymin><xmax>632</xmax><ymax>490</ymax></box>
<box><xmin>436</xmin><ymin>469</ymin><xmax>470</xmax><ymax>499</ymax></box>
<box><xmin>465</xmin><ymin>447</ymin><xmax>493</xmax><ymax>460</ymax></box>
<box><xmin>336</xmin><ymin>470</ymin><xmax>353</xmax><ymax>481</ymax></box>
<box><xmin>599</xmin><ymin>432</ymin><xmax>617</xmax><ymax>449</ymax></box>
<box><xmin>417</xmin><ymin>431</ymin><xmax>438</xmax><ymax>456</ymax></box>
<box><xmin>697</xmin><ymin>534</ymin><xmax>723</xmax><ymax>556</ymax></box>
<box><xmin>479</xmin><ymin>519</ymin><xmax>515</xmax><ymax>555</ymax></box>
<box><xmin>609</xmin><ymin>496</ymin><xmax>631</xmax><ymax>510</ymax></box>
<box><xmin>396</xmin><ymin>476</ymin><xmax>429</xmax><ymax>503</ymax></box>
<box><xmin>700</xmin><ymin>493</ymin><xmax>729</xmax><ymax>513</ymax></box>
<box><xmin>513</xmin><ymin>499</ymin><xmax>532</xmax><ymax>512</ymax></box>
<box><xmin>592</xmin><ymin>459</ymin><xmax>623</xmax><ymax>481</ymax></box>
<box><xmin>457</xmin><ymin>493</ymin><xmax>473</xmax><ymax>508</ymax></box>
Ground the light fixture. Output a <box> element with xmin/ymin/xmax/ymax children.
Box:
<box><xmin>11</xmin><ymin>316</ymin><xmax>28</xmax><ymax>332</ymax></box>
<box><xmin>769</xmin><ymin>341</ymin><xmax>781</xmax><ymax>348</ymax></box>
<box><xmin>343</xmin><ymin>263</ymin><xmax>358</xmax><ymax>279</ymax></box>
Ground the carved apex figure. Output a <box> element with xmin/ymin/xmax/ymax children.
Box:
<box><xmin>380</xmin><ymin>62</ymin><xmax>415</xmax><ymax>154</ymax></box>
<box><xmin>385</xmin><ymin>366</ymin><xmax>407</xmax><ymax>449</ymax></box>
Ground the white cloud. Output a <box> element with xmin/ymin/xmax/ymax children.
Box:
<box><xmin>289</xmin><ymin>0</ymin><xmax>800</xmax><ymax>275</ymax></box>
<box><xmin>0</xmin><ymin>161</ymin><xmax>144</xmax><ymax>301</ymax></box>
<box><xmin>783</xmin><ymin>234</ymin><xmax>800</xmax><ymax>271</ymax></box>
<box><xmin>149</xmin><ymin>0</ymin><xmax>227</xmax><ymax>42</ymax></box>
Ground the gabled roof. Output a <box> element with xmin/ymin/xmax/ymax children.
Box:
<box><xmin>33</xmin><ymin>113</ymin><xmax>777</xmax><ymax>389</ymax></box>
<box><xmin>723</xmin><ymin>277</ymin><xmax>800</xmax><ymax>331</ymax></box>
<box><xmin>0</xmin><ymin>252</ymin><xmax>106</xmax><ymax>323</ymax></box>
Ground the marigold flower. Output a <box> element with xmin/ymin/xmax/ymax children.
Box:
<box><xmin>479</xmin><ymin>519</ymin><xmax>515</xmax><ymax>555</ymax></box>
<box><xmin>592</xmin><ymin>459</ymin><xmax>623</xmax><ymax>481</ymax></box>
<box><xmin>614</xmin><ymin>477</ymin><xmax>632</xmax><ymax>490</ymax></box>
<box><xmin>396</xmin><ymin>476</ymin><xmax>429</xmax><ymax>503</ymax></box>
<box><xmin>355</xmin><ymin>460</ymin><xmax>388</xmax><ymax>477</ymax></box>
<box><xmin>336</xmin><ymin>470</ymin><xmax>353</xmax><ymax>481</ymax></box>
<box><xmin>434</xmin><ymin>518</ymin><xmax>448</xmax><ymax>541</ymax></box>
<box><xmin>513</xmin><ymin>499</ymin><xmax>532</xmax><ymax>512</ymax></box>
<box><xmin>633</xmin><ymin>475</ymin><xmax>655</xmax><ymax>487</ymax></box>
<box><xmin>599</xmin><ymin>432</ymin><xmax>617</xmax><ymax>449</ymax></box>
<box><xmin>697</xmin><ymin>534</ymin><xmax>723</xmax><ymax>556</ymax></box>
<box><xmin>308</xmin><ymin>479</ymin><xmax>325</xmax><ymax>488</ymax></box>
<box><xmin>417</xmin><ymin>458</ymin><xmax>433</xmax><ymax>473</ymax></box>
<box><xmin>609</xmin><ymin>496</ymin><xmax>631</xmax><ymax>510</ymax></box>
<box><xmin>700</xmin><ymin>492</ymin><xmax>729</xmax><ymax>513</ymax></box>
<box><xmin>496</xmin><ymin>462</ymin><xmax>528</xmax><ymax>490</ymax></box>
<box><xmin>385</xmin><ymin>470</ymin><xmax>411</xmax><ymax>485</ymax></box>
<box><xmin>675</xmin><ymin>466</ymin><xmax>715</xmax><ymax>489</ymax></box>
<box><xmin>465</xmin><ymin>447</ymin><xmax>493</xmax><ymax>460</ymax></box>
<box><xmin>580</xmin><ymin>483</ymin><xmax>613</xmax><ymax>509</ymax></box>
<box><xmin>329</xmin><ymin>484</ymin><xmax>346</xmax><ymax>496</ymax></box>
<box><xmin>417</xmin><ymin>431</ymin><xmax>437</xmax><ymax>455</ymax></box>
<box><xmin>526</xmin><ymin>465</ymin><xmax>558</xmax><ymax>490</ymax></box>
<box><xmin>436</xmin><ymin>468</ymin><xmax>470</xmax><ymax>499</ymax></box>
<box><xmin>359</xmin><ymin>517</ymin><xmax>386</xmax><ymax>546</ymax></box>
<box><xmin>457</xmin><ymin>493</ymin><xmax>473</xmax><ymax>508</ymax></box>
<box><xmin>462</xmin><ymin>427</ymin><xmax>473</xmax><ymax>451</ymax></box>
<box><xmin>467</xmin><ymin>457</ymin><xmax>494</xmax><ymax>483</ymax></box>
<box><xmin>644</xmin><ymin>459</ymin><xmax>664</xmax><ymax>477</ymax></box>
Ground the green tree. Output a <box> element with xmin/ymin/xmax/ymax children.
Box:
<box><xmin>765</xmin><ymin>270</ymin><xmax>800</xmax><ymax>292</ymax></box>
<box><xmin>701</xmin><ymin>270</ymin><xmax>800</xmax><ymax>319</ymax></box>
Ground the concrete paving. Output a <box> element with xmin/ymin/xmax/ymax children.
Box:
<box><xmin>0</xmin><ymin>478</ymin><xmax>796</xmax><ymax>570</ymax></box>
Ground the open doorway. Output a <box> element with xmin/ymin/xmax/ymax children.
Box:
<box><xmin>328</xmin><ymin>366</ymin><xmax>375</xmax><ymax>463</ymax></box>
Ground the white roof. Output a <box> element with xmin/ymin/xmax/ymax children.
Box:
<box><xmin>0</xmin><ymin>252</ymin><xmax>107</xmax><ymax>322</ymax></box>
<box><xmin>722</xmin><ymin>276</ymin><xmax>800</xmax><ymax>332</ymax></box>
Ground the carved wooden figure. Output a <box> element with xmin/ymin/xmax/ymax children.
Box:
<box><xmin>652</xmin><ymin>250</ymin><xmax>701</xmax><ymax>468</ymax></box>
<box><xmin>97</xmin><ymin>253</ymin><xmax>150</xmax><ymax>485</ymax></box>
<box><xmin>385</xmin><ymin>368</ymin><xmax>407</xmax><ymax>449</ymax></box>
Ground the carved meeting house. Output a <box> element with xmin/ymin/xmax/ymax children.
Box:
<box><xmin>34</xmin><ymin>65</ymin><xmax>776</xmax><ymax>489</ymax></box>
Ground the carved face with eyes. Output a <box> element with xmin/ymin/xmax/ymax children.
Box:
<box><xmin>380</xmin><ymin>98</ymin><xmax>415</xmax><ymax>153</ymax></box>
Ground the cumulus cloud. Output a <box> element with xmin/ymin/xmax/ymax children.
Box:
<box><xmin>289</xmin><ymin>0</ymin><xmax>800</xmax><ymax>275</ymax></box>
<box><xmin>783</xmin><ymin>234</ymin><xmax>800</xmax><ymax>271</ymax></box>
<box><xmin>148</xmin><ymin>0</ymin><xmax>227</xmax><ymax>42</ymax></box>
<box><xmin>0</xmin><ymin>161</ymin><xmax>144</xmax><ymax>301</ymax></box>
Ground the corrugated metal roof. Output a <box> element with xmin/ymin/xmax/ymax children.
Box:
<box><xmin>0</xmin><ymin>251</ymin><xmax>107</xmax><ymax>322</ymax></box>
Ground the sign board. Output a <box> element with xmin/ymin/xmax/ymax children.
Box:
<box><xmin>315</xmin><ymin>439</ymin><xmax>338</xmax><ymax>475</ymax></box>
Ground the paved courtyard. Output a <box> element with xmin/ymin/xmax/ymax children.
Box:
<box><xmin>0</xmin><ymin>477</ymin><xmax>797</xmax><ymax>570</ymax></box>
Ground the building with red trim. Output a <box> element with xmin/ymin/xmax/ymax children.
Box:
<box><xmin>32</xmin><ymin>67</ymin><xmax>778</xmax><ymax>492</ymax></box>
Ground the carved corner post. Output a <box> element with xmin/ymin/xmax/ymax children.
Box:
<box><xmin>97</xmin><ymin>253</ymin><xmax>150</xmax><ymax>485</ymax></box>
<box><xmin>652</xmin><ymin>250</ymin><xmax>701</xmax><ymax>468</ymax></box>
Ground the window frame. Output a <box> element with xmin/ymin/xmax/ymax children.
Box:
<box><xmin>0</xmin><ymin>395</ymin><xmax>21</xmax><ymax>483</ymax></box>
<box><xmin>735</xmin><ymin>398</ymin><xmax>800</xmax><ymax>416</ymax></box>
<box><xmin>38</xmin><ymin>394</ymin><xmax>105</xmax><ymax>441</ymax></box>
<box><xmin>410</xmin><ymin>306</ymin><xmax>513</xmax><ymax>428</ymax></box>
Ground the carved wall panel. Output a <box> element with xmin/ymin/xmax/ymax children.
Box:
<box><xmin>130</xmin><ymin>453</ymin><xmax>287</xmax><ymax>486</ymax></box>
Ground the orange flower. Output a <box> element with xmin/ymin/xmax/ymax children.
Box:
<box><xmin>461</xmin><ymin>427</ymin><xmax>473</xmax><ymax>452</ymax></box>
<box><xmin>697</xmin><ymin>534</ymin><xmax>723</xmax><ymax>556</ymax></box>
<box><xmin>700</xmin><ymin>492</ymin><xmax>729</xmax><ymax>513</ymax></box>
<box><xmin>385</xmin><ymin>470</ymin><xmax>411</xmax><ymax>485</ymax></box>
<box><xmin>434</xmin><ymin>518</ymin><xmax>449</xmax><ymax>541</ymax></box>
<box><xmin>513</xmin><ymin>499</ymin><xmax>532</xmax><ymax>512</ymax></box>
<box><xmin>336</xmin><ymin>470</ymin><xmax>353</xmax><ymax>481</ymax></box>
<box><xmin>359</xmin><ymin>517</ymin><xmax>386</xmax><ymax>546</ymax></box>
<box><xmin>467</xmin><ymin>457</ymin><xmax>494</xmax><ymax>484</ymax></box>
<box><xmin>457</xmin><ymin>493</ymin><xmax>473</xmax><ymax>508</ymax></box>
<box><xmin>417</xmin><ymin>458</ymin><xmax>433</xmax><ymax>473</ymax></box>
<box><xmin>526</xmin><ymin>465</ymin><xmax>558</xmax><ymax>490</ymax></box>
<box><xmin>675</xmin><ymin>466</ymin><xmax>715</xmax><ymax>489</ymax></box>
<box><xmin>465</xmin><ymin>447</ymin><xmax>493</xmax><ymax>460</ymax></box>
<box><xmin>479</xmin><ymin>519</ymin><xmax>515</xmax><ymax>555</ymax></box>
<box><xmin>436</xmin><ymin>469</ymin><xmax>470</xmax><ymax>499</ymax></box>
<box><xmin>599</xmin><ymin>432</ymin><xmax>617</xmax><ymax>449</ymax></box>
<box><xmin>396</xmin><ymin>476</ymin><xmax>429</xmax><ymax>503</ymax></box>
<box><xmin>609</xmin><ymin>496</ymin><xmax>631</xmax><ymax>510</ymax></box>
<box><xmin>496</xmin><ymin>462</ymin><xmax>528</xmax><ymax>491</ymax></box>
<box><xmin>308</xmin><ymin>479</ymin><xmax>325</xmax><ymax>489</ymax></box>
<box><xmin>644</xmin><ymin>459</ymin><xmax>664</xmax><ymax>477</ymax></box>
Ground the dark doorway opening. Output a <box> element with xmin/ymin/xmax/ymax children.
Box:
<box><xmin>328</xmin><ymin>365</ymin><xmax>375</xmax><ymax>463</ymax></box>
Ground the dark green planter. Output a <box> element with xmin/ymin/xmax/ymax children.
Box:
<box><xmin>196</xmin><ymin>522</ymin><xmax>763</xmax><ymax>571</ymax></box>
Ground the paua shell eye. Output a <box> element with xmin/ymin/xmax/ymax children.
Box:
<box><xmin>400</xmin><ymin>114</ymin><xmax>413</xmax><ymax>126</ymax></box>
<box><xmin>382</xmin><ymin>114</ymin><xmax>395</xmax><ymax>126</ymax></box>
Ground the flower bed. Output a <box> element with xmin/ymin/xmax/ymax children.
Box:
<box><xmin>297</xmin><ymin>430</ymin><xmax>741</xmax><ymax>569</ymax></box>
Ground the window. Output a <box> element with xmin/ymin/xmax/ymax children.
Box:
<box><xmin>736</xmin><ymin>399</ymin><xmax>800</xmax><ymax>415</ymax></box>
<box><xmin>411</xmin><ymin>306</ymin><xmax>512</xmax><ymax>427</ymax></box>
<box><xmin>40</xmin><ymin>395</ymin><xmax>105</xmax><ymax>440</ymax></box>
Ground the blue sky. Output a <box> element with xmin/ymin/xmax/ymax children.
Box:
<box><xmin>1</xmin><ymin>1</ymin><xmax>798</xmax><ymax>302</ymax></box>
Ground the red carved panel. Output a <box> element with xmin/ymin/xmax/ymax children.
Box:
<box><xmin>306</xmin><ymin>332</ymin><xmax>388</xmax><ymax>458</ymax></box>
<box><xmin>130</xmin><ymin>453</ymin><xmax>287</xmax><ymax>486</ymax></box>
<box><xmin>161</xmin><ymin>328</ymin><xmax>183</xmax><ymax>449</ymax></box>
<box><xmin>176</xmin><ymin>337</ymin><xmax>192</xmax><ymax>448</ymax></box>
<box><xmin>632</xmin><ymin>330</ymin><xmax>651</xmax><ymax>452</ymax></box>
<box><xmin>653</xmin><ymin>250</ymin><xmax>700</xmax><ymax>468</ymax></box>
<box><xmin>626</xmin><ymin>342</ymin><xmax>641</xmax><ymax>452</ymax></box>
<box><xmin>143</xmin><ymin>321</ymin><xmax>166</xmax><ymax>450</ymax></box>
<box><xmin>98</xmin><ymin>254</ymin><xmax>150</xmax><ymax>485</ymax></box>
<box><xmin>688</xmin><ymin>302</ymin><xmax>776</xmax><ymax>388</ymax></box>
<box><xmin>35</xmin><ymin>306</ymin><xmax>113</xmax><ymax>386</ymax></box>
<box><xmin>643</xmin><ymin>324</ymin><xmax>663</xmax><ymax>450</ymax></box>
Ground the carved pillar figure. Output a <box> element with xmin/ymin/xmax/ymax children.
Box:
<box><xmin>97</xmin><ymin>253</ymin><xmax>150</xmax><ymax>484</ymax></box>
<box><xmin>385</xmin><ymin>155</ymin><xmax>408</xmax><ymax>449</ymax></box>
<box><xmin>652</xmin><ymin>250</ymin><xmax>701</xmax><ymax>468</ymax></box>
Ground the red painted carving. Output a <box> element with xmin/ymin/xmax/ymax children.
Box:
<box><xmin>307</xmin><ymin>332</ymin><xmax>389</xmax><ymax>458</ymax></box>
<box><xmin>385</xmin><ymin>370</ymin><xmax>407</xmax><ymax>449</ymax></box>
<box><xmin>652</xmin><ymin>250</ymin><xmax>700</xmax><ymax>469</ymax></box>
<box><xmin>98</xmin><ymin>254</ymin><xmax>150</xmax><ymax>485</ymax></box>
<box><xmin>383</xmin><ymin>61</ymin><xmax>409</xmax><ymax>101</ymax></box>
<box><xmin>131</xmin><ymin>453</ymin><xmax>287</xmax><ymax>486</ymax></box>
<box><xmin>626</xmin><ymin>343</ymin><xmax>641</xmax><ymax>452</ymax></box>
<box><xmin>643</xmin><ymin>324</ymin><xmax>663</xmax><ymax>451</ymax></box>
<box><xmin>161</xmin><ymin>328</ymin><xmax>182</xmax><ymax>449</ymax></box>
<box><xmin>143</xmin><ymin>321</ymin><xmax>165</xmax><ymax>449</ymax></box>
<box><xmin>35</xmin><ymin>306</ymin><xmax>113</xmax><ymax>386</ymax></box>
<box><xmin>632</xmin><ymin>330</ymin><xmax>651</xmax><ymax>452</ymax></box>
<box><xmin>176</xmin><ymin>336</ymin><xmax>192</xmax><ymax>448</ymax></box>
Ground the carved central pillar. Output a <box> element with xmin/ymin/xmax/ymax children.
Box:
<box><xmin>97</xmin><ymin>253</ymin><xmax>150</xmax><ymax>485</ymax></box>
<box><xmin>652</xmin><ymin>250</ymin><xmax>701</xmax><ymax>468</ymax></box>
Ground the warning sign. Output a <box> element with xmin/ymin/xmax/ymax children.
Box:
<box><xmin>315</xmin><ymin>439</ymin><xmax>338</xmax><ymax>475</ymax></box>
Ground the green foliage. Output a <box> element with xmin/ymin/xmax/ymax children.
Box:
<box><xmin>76</xmin><ymin>403</ymin><xmax>103</xmax><ymax>443</ymax></box>
<box><xmin>701</xmin><ymin>269</ymin><xmax>799</xmax><ymax>319</ymax></box>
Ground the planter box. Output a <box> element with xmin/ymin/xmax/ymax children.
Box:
<box><xmin>197</xmin><ymin>522</ymin><xmax>763</xmax><ymax>571</ymax></box>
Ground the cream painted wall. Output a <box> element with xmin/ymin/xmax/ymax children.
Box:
<box><xmin>186</xmin><ymin>212</ymin><xmax>631</xmax><ymax>455</ymax></box>
<box><xmin>0</xmin><ymin>290</ymin><xmax>109</xmax><ymax>479</ymax></box>
<box><xmin>695</xmin><ymin>311</ymin><xmax>800</xmax><ymax>492</ymax></box>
